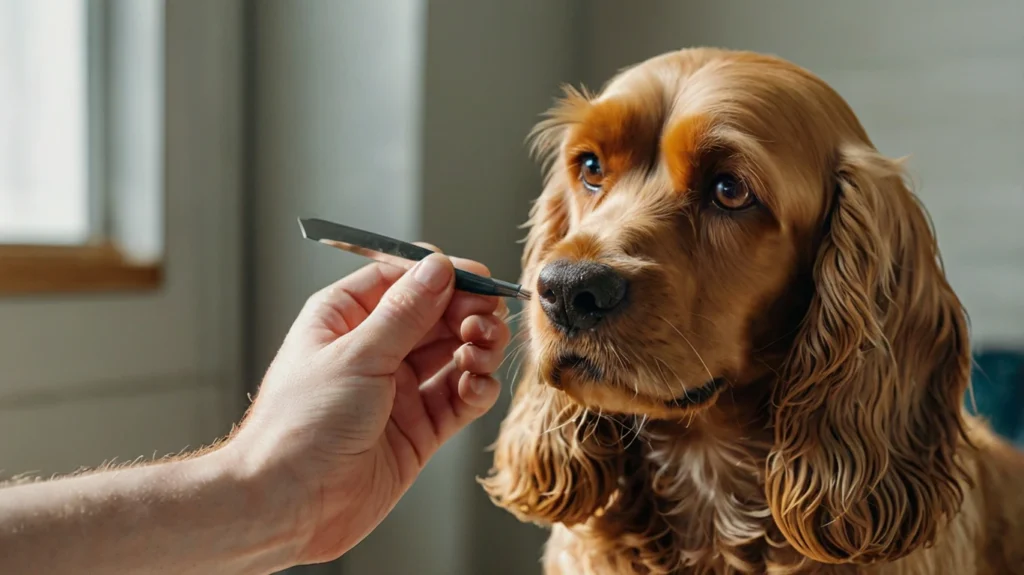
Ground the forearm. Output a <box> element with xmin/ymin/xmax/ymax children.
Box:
<box><xmin>0</xmin><ymin>446</ymin><xmax>302</xmax><ymax>575</ymax></box>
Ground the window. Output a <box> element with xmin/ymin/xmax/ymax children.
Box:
<box><xmin>0</xmin><ymin>0</ymin><xmax>163</xmax><ymax>295</ymax></box>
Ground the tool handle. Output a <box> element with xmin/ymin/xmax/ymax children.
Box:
<box><xmin>453</xmin><ymin>268</ymin><xmax>522</xmax><ymax>298</ymax></box>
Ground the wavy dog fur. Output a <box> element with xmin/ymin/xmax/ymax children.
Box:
<box><xmin>481</xmin><ymin>48</ymin><xmax>1024</xmax><ymax>574</ymax></box>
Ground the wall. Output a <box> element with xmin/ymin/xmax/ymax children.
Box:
<box><xmin>581</xmin><ymin>0</ymin><xmax>1024</xmax><ymax>349</ymax></box>
<box><xmin>0</xmin><ymin>1</ymin><xmax>244</xmax><ymax>479</ymax></box>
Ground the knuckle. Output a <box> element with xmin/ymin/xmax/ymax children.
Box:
<box><xmin>494</xmin><ymin>321</ymin><xmax>512</xmax><ymax>345</ymax></box>
<box><xmin>382</xmin><ymin>287</ymin><xmax>431</xmax><ymax>328</ymax></box>
<box><xmin>414</xmin><ymin>241</ymin><xmax>442</xmax><ymax>254</ymax></box>
<box><xmin>482</xmin><ymin>350</ymin><xmax>502</xmax><ymax>370</ymax></box>
<box><xmin>454</xmin><ymin>258</ymin><xmax>490</xmax><ymax>277</ymax></box>
<box><xmin>301</xmin><ymin>290</ymin><xmax>327</xmax><ymax>315</ymax></box>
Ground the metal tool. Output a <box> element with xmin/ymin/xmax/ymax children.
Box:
<box><xmin>297</xmin><ymin>217</ymin><xmax>531</xmax><ymax>301</ymax></box>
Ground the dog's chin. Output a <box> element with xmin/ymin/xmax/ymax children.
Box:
<box><xmin>542</xmin><ymin>352</ymin><xmax>727</xmax><ymax>419</ymax></box>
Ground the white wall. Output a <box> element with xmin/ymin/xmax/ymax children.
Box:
<box><xmin>582</xmin><ymin>0</ymin><xmax>1024</xmax><ymax>349</ymax></box>
<box><xmin>0</xmin><ymin>1</ymin><xmax>244</xmax><ymax>477</ymax></box>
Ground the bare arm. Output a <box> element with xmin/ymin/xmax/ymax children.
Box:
<box><xmin>0</xmin><ymin>254</ymin><xmax>509</xmax><ymax>573</ymax></box>
<box><xmin>0</xmin><ymin>447</ymin><xmax>299</xmax><ymax>575</ymax></box>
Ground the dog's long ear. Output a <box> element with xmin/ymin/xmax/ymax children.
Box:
<box><xmin>480</xmin><ymin>372</ymin><xmax>626</xmax><ymax>526</ymax></box>
<box><xmin>766</xmin><ymin>144</ymin><xmax>972</xmax><ymax>564</ymax></box>
<box><xmin>481</xmin><ymin>88</ymin><xmax>626</xmax><ymax>526</ymax></box>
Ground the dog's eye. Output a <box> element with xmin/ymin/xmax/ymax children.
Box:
<box><xmin>578</xmin><ymin>153</ymin><xmax>604</xmax><ymax>192</ymax></box>
<box><xmin>711</xmin><ymin>174</ymin><xmax>755</xmax><ymax>210</ymax></box>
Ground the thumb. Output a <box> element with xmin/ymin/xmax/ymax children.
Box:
<box><xmin>340</xmin><ymin>253</ymin><xmax>455</xmax><ymax>375</ymax></box>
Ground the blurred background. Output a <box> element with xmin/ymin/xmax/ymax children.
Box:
<box><xmin>0</xmin><ymin>1</ymin><xmax>1020</xmax><ymax>574</ymax></box>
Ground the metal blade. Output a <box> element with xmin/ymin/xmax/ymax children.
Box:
<box><xmin>297</xmin><ymin>218</ymin><xmax>433</xmax><ymax>271</ymax></box>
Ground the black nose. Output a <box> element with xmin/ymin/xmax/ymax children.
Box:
<box><xmin>537</xmin><ymin>260</ymin><xmax>629</xmax><ymax>333</ymax></box>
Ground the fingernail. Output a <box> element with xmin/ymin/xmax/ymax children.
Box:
<box><xmin>413</xmin><ymin>254</ymin><xmax>451</xmax><ymax>293</ymax></box>
<box><xmin>480</xmin><ymin>317</ymin><xmax>496</xmax><ymax>341</ymax></box>
<box><xmin>470</xmin><ymin>375</ymin><xmax>488</xmax><ymax>395</ymax></box>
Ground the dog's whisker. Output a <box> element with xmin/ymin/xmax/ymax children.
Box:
<box><xmin>580</xmin><ymin>408</ymin><xmax>605</xmax><ymax>446</ymax></box>
<box><xmin>686</xmin><ymin>311</ymin><xmax>719</xmax><ymax>328</ymax></box>
<box><xmin>504</xmin><ymin>337</ymin><xmax>533</xmax><ymax>398</ymax></box>
<box><xmin>609</xmin><ymin>343</ymin><xmax>630</xmax><ymax>372</ymax></box>
<box><xmin>623</xmin><ymin>413</ymin><xmax>649</xmax><ymax>451</ymax></box>
<box><xmin>751</xmin><ymin>324</ymin><xmax>802</xmax><ymax>354</ymax></box>
<box><xmin>502</xmin><ymin>307</ymin><xmax>527</xmax><ymax>323</ymax></box>
<box><xmin>654</xmin><ymin>356</ymin><xmax>683</xmax><ymax>400</ymax></box>
<box><xmin>685</xmin><ymin>410</ymin><xmax>697</xmax><ymax>428</ymax></box>
<box><xmin>659</xmin><ymin>316</ymin><xmax>715</xmax><ymax>386</ymax></box>
<box><xmin>637</xmin><ymin>414</ymin><xmax>651</xmax><ymax>444</ymax></box>
<box><xmin>497</xmin><ymin>337</ymin><xmax>530</xmax><ymax>374</ymax></box>
<box><xmin>541</xmin><ymin>403</ymin><xmax>579</xmax><ymax>435</ymax></box>
<box><xmin>623</xmin><ymin>415</ymin><xmax>640</xmax><ymax>449</ymax></box>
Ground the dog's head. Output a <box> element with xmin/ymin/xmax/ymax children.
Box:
<box><xmin>483</xmin><ymin>48</ymin><xmax>971</xmax><ymax>565</ymax></box>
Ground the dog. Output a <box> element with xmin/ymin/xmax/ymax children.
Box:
<box><xmin>481</xmin><ymin>47</ymin><xmax>1024</xmax><ymax>574</ymax></box>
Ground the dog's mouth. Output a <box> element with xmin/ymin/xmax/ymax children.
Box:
<box><xmin>550</xmin><ymin>353</ymin><xmax>603</xmax><ymax>388</ymax></box>
<box><xmin>548</xmin><ymin>352</ymin><xmax>726</xmax><ymax>410</ymax></box>
<box><xmin>663</xmin><ymin>377</ymin><xmax>727</xmax><ymax>408</ymax></box>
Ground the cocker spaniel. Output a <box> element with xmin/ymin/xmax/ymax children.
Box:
<box><xmin>481</xmin><ymin>48</ymin><xmax>1024</xmax><ymax>574</ymax></box>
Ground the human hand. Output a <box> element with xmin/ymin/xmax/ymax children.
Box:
<box><xmin>229</xmin><ymin>250</ymin><xmax>511</xmax><ymax>565</ymax></box>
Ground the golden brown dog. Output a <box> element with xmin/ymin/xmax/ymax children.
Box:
<box><xmin>481</xmin><ymin>47</ymin><xmax>1024</xmax><ymax>574</ymax></box>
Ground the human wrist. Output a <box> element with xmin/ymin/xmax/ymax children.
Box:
<box><xmin>198</xmin><ymin>441</ymin><xmax>309</xmax><ymax>573</ymax></box>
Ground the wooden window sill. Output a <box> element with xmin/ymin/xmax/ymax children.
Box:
<box><xmin>0</xmin><ymin>243</ymin><xmax>163</xmax><ymax>296</ymax></box>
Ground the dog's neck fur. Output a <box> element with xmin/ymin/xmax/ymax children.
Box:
<box><xmin>580</xmin><ymin>414</ymin><xmax>829</xmax><ymax>575</ymax></box>
<box><xmin>548</xmin><ymin>411</ymin><xmax>983</xmax><ymax>575</ymax></box>
<box><xmin>639</xmin><ymin>421</ymin><xmax>780</xmax><ymax>571</ymax></box>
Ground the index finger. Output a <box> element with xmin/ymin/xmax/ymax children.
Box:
<box><xmin>299</xmin><ymin>242</ymin><xmax>443</xmax><ymax>326</ymax></box>
<box><xmin>289</xmin><ymin>261</ymin><xmax>403</xmax><ymax>341</ymax></box>
<box><xmin>295</xmin><ymin>243</ymin><xmax>501</xmax><ymax>339</ymax></box>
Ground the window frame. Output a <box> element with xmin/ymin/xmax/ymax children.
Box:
<box><xmin>0</xmin><ymin>0</ymin><xmax>164</xmax><ymax>297</ymax></box>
